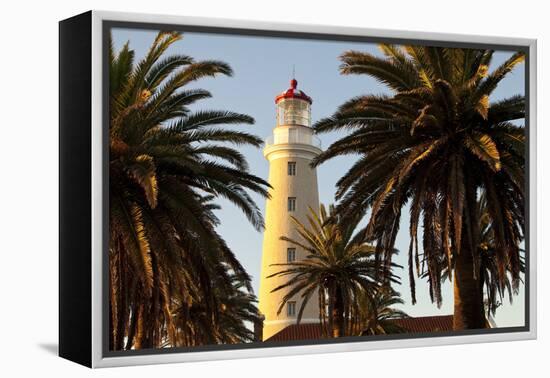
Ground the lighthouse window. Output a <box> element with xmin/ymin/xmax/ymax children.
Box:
<box><xmin>287</xmin><ymin>301</ymin><xmax>296</xmax><ymax>317</ymax></box>
<box><xmin>288</xmin><ymin>162</ymin><xmax>296</xmax><ymax>176</ymax></box>
<box><xmin>288</xmin><ymin>197</ymin><xmax>296</xmax><ymax>212</ymax></box>
<box><xmin>287</xmin><ymin>248</ymin><xmax>296</xmax><ymax>262</ymax></box>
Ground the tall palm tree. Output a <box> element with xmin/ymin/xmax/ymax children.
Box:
<box><xmin>109</xmin><ymin>31</ymin><xmax>270</xmax><ymax>349</ymax></box>
<box><xmin>268</xmin><ymin>204</ymin><xmax>400</xmax><ymax>338</ymax></box>
<box><xmin>313</xmin><ymin>46</ymin><xmax>525</xmax><ymax>330</ymax></box>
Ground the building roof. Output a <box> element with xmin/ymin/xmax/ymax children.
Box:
<box><xmin>275</xmin><ymin>79</ymin><xmax>313</xmax><ymax>104</ymax></box>
<box><xmin>389</xmin><ymin>315</ymin><xmax>454</xmax><ymax>333</ymax></box>
<box><xmin>265</xmin><ymin>315</ymin><xmax>454</xmax><ymax>342</ymax></box>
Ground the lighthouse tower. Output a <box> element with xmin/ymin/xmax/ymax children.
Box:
<box><xmin>258</xmin><ymin>79</ymin><xmax>322</xmax><ymax>341</ymax></box>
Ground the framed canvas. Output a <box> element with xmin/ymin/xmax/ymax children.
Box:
<box><xmin>59</xmin><ymin>10</ymin><xmax>537</xmax><ymax>368</ymax></box>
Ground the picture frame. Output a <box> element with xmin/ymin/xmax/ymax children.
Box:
<box><xmin>59</xmin><ymin>10</ymin><xmax>537</xmax><ymax>368</ymax></box>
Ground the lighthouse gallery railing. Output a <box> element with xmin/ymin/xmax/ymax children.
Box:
<box><xmin>264</xmin><ymin>134</ymin><xmax>321</xmax><ymax>149</ymax></box>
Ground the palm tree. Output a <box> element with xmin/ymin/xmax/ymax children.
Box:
<box><xmin>313</xmin><ymin>46</ymin><xmax>525</xmax><ymax>330</ymax></box>
<box><xmin>172</xmin><ymin>275</ymin><xmax>259</xmax><ymax>346</ymax></box>
<box><xmin>109</xmin><ymin>31</ymin><xmax>270</xmax><ymax>349</ymax></box>
<box><xmin>357</xmin><ymin>288</ymin><xmax>408</xmax><ymax>336</ymax></box>
<box><xmin>268</xmin><ymin>204</ymin><xmax>400</xmax><ymax>338</ymax></box>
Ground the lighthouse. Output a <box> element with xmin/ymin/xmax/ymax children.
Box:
<box><xmin>258</xmin><ymin>79</ymin><xmax>322</xmax><ymax>341</ymax></box>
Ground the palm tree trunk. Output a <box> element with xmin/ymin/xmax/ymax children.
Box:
<box><xmin>150</xmin><ymin>254</ymin><xmax>160</xmax><ymax>347</ymax></box>
<box><xmin>453</xmin><ymin>247</ymin><xmax>485</xmax><ymax>330</ymax></box>
<box><xmin>453</xmin><ymin>178</ymin><xmax>486</xmax><ymax>330</ymax></box>
<box><xmin>319</xmin><ymin>288</ymin><xmax>328</xmax><ymax>338</ymax></box>
<box><xmin>109</xmin><ymin>261</ymin><xmax>116</xmax><ymax>351</ymax></box>
<box><xmin>134</xmin><ymin>302</ymin><xmax>145</xmax><ymax>349</ymax></box>
<box><xmin>114</xmin><ymin>241</ymin><xmax>127</xmax><ymax>350</ymax></box>
<box><xmin>332</xmin><ymin>285</ymin><xmax>345</xmax><ymax>337</ymax></box>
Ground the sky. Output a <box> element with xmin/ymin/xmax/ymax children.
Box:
<box><xmin>112</xmin><ymin>27</ymin><xmax>526</xmax><ymax>327</ymax></box>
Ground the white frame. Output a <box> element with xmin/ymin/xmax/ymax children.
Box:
<box><xmin>91</xmin><ymin>10</ymin><xmax>537</xmax><ymax>368</ymax></box>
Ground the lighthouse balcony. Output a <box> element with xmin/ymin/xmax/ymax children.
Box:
<box><xmin>264</xmin><ymin>133</ymin><xmax>321</xmax><ymax>149</ymax></box>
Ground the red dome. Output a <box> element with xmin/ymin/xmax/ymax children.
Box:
<box><xmin>275</xmin><ymin>79</ymin><xmax>312</xmax><ymax>104</ymax></box>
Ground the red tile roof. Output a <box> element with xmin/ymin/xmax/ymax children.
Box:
<box><xmin>265</xmin><ymin>315</ymin><xmax>453</xmax><ymax>342</ymax></box>
<box><xmin>267</xmin><ymin>323</ymin><xmax>322</xmax><ymax>342</ymax></box>
<box><xmin>390</xmin><ymin>315</ymin><xmax>454</xmax><ymax>333</ymax></box>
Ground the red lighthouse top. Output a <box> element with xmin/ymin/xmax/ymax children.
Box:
<box><xmin>275</xmin><ymin>79</ymin><xmax>312</xmax><ymax>104</ymax></box>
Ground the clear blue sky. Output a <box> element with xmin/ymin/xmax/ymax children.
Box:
<box><xmin>112</xmin><ymin>27</ymin><xmax>525</xmax><ymax>327</ymax></box>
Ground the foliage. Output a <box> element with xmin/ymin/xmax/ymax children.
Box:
<box><xmin>109</xmin><ymin>31</ymin><xmax>269</xmax><ymax>349</ymax></box>
<box><xmin>313</xmin><ymin>45</ymin><xmax>525</xmax><ymax>328</ymax></box>
<box><xmin>357</xmin><ymin>287</ymin><xmax>408</xmax><ymax>336</ymax></box>
<box><xmin>268</xmin><ymin>204</ymin><xmax>401</xmax><ymax>337</ymax></box>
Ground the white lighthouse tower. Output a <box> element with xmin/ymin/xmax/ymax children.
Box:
<box><xmin>258</xmin><ymin>79</ymin><xmax>322</xmax><ymax>340</ymax></box>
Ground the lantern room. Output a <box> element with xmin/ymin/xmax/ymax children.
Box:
<box><xmin>275</xmin><ymin>79</ymin><xmax>312</xmax><ymax>127</ymax></box>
